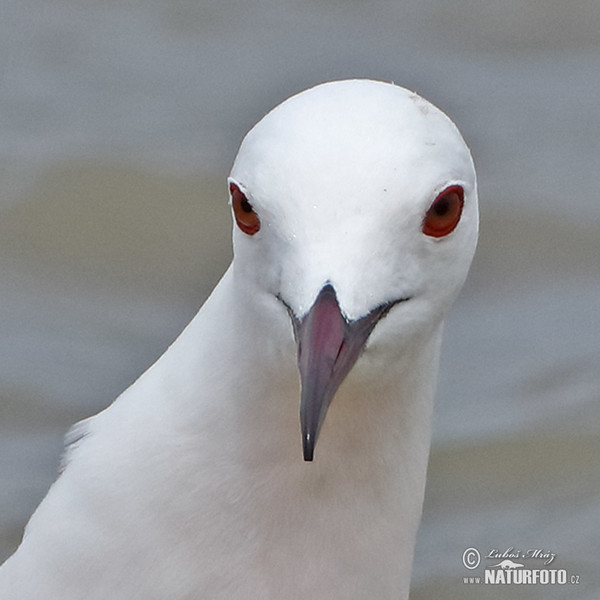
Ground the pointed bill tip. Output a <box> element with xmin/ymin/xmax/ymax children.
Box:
<box><xmin>302</xmin><ymin>433</ymin><xmax>315</xmax><ymax>462</ymax></box>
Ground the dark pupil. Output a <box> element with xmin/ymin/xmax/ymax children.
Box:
<box><xmin>240</xmin><ymin>199</ymin><xmax>253</xmax><ymax>213</ymax></box>
<box><xmin>433</xmin><ymin>196</ymin><xmax>450</xmax><ymax>216</ymax></box>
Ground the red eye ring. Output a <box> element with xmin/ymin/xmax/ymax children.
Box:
<box><xmin>230</xmin><ymin>183</ymin><xmax>260</xmax><ymax>236</ymax></box>
<box><xmin>422</xmin><ymin>185</ymin><xmax>464</xmax><ymax>238</ymax></box>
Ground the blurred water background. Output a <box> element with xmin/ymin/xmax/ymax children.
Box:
<box><xmin>1</xmin><ymin>1</ymin><xmax>599</xmax><ymax>597</ymax></box>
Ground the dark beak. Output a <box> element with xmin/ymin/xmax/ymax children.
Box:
<box><xmin>291</xmin><ymin>284</ymin><xmax>397</xmax><ymax>461</ymax></box>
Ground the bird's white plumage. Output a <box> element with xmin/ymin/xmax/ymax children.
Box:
<box><xmin>0</xmin><ymin>79</ymin><xmax>478</xmax><ymax>599</ymax></box>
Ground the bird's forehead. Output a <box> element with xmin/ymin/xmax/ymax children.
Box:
<box><xmin>230</xmin><ymin>80</ymin><xmax>474</xmax><ymax>215</ymax></box>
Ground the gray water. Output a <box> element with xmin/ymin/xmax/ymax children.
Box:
<box><xmin>1</xmin><ymin>1</ymin><xmax>599</xmax><ymax>597</ymax></box>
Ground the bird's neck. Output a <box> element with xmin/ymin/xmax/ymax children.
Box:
<box><xmin>162</xmin><ymin>270</ymin><xmax>441</xmax><ymax>598</ymax></box>
<box><xmin>157</xmin><ymin>274</ymin><xmax>440</xmax><ymax>599</ymax></box>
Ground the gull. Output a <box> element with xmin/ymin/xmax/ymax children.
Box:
<box><xmin>0</xmin><ymin>79</ymin><xmax>478</xmax><ymax>599</ymax></box>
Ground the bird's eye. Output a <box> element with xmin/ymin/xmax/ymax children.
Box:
<box><xmin>422</xmin><ymin>185</ymin><xmax>464</xmax><ymax>238</ymax></box>
<box><xmin>230</xmin><ymin>183</ymin><xmax>260</xmax><ymax>235</ymax></box>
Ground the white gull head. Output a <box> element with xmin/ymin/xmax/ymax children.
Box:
<box><xmin>0</xmin><ymin>79</ymin><xmax>479</xmax><ymax>600</ymax></box>
<box><xmin>229</xmin><ymin>79</ymin><xmax>478</xmax><ymax>459</ymax></box>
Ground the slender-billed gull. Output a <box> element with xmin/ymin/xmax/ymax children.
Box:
<box><xmin>0</xmin><ymin>79</ymin><xmax>478</xmax><ymax>599</ymax></box>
